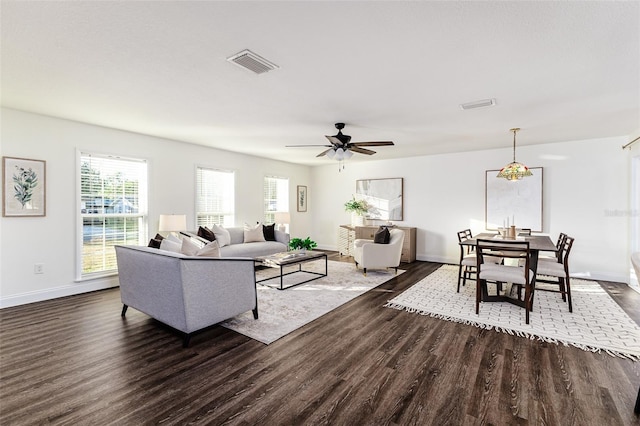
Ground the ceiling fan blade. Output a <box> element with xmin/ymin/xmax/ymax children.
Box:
<box><xmin>316</xmin><ymin>148</ymin><xmax>334</xmax><ymax>157</ymax></box>
<box><xmin>286</xmin><ymin>144</ymin><xmax>333</xmax><ymax>147</ymax></box>
<box><xmin>325</xmin><ymin>135</ymin><xmax>343</xmax><ymax>146</ymax></box>
<box><xmin>350</xmin><ymin>146</ymin><xmax>377</xmax><ymax>155</ymax></box>
<box><xmin>351</xmin><ymin>141</ymin><xmax>395</xmax><ymax>147</ymax></box>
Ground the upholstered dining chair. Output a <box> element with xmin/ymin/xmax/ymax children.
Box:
<box><xmin>458</xmin><ymin>229</ymin><xmax>502</xmax><ymax>292</ymax></box>
<box><xmin>476</xmin><ymin>239</ymin><xmax>535</xmax><ymax>324</ymax></box>
<box><xmin>535</xmin><ymin>235</ymin><xmax>575</xmax><ymax>312</ymax></box>
<box><xmin>538</xmin><ymin>232</ymin><xmax>567</xmax><ymax>263</ymax></box>
<box><xmin>457</xmin><ymin>229</ymin><xmax>475</xmax><ymax>292</ymax></box>
<box><xmin>353</xmin><ymin>228</ymin><xmax>405</xmax><ymax>276</ymax></box>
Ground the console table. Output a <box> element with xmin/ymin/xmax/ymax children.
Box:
<box><xmin>338</xmin><ymin>225</ymin><xmax>417</xmax><ymax>263</ymax></box>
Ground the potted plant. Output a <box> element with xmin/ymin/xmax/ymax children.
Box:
<box><xmin>289</xmin><ymin>237</ymin><xmax>318</xmax><ymax>253</ymax></box>
<box><xmin>344</xmin><ymin>197</ymin><xmax>369</xmax><ymax>226</ymax></box>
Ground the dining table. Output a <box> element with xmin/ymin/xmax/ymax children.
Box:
<box><xmin>459</xmin><ymin>232</ymin><xmax>558</xmax><ymax>307</ymax></box>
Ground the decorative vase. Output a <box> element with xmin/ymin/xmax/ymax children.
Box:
<box><xmin>351</xmin><ymin>212</ymin><xmax>364</xmax><ymax>227</ymax></box>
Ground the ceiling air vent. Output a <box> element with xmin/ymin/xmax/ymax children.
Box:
<box><xmin>227</xmin><ymin>49</ymin><xmax>279</xmax><ymax>74</ymax></box>
<box><xmin>460</xmin><ymin>98</ymin><xmax>496</xmax><ymax>110</ymax></box>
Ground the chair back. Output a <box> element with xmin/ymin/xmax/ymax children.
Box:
<box><xmin>520</xmin><ymin>228</ymin><xmax>532</xmax><ymax>236</ymax></box>
<box><xmin>457</xmin><ymin>229</ymin><xmax>473</xmax><ymax>256</ymax></box>
<box><xmin>477</xmin><ymin>239</ymin><xmax>531</xmax><ymax>282</ymax></box>
<box><xmin>559</xmin><ymin>235</ymin><xmax>574</xmax><ymax>268</ymax></box>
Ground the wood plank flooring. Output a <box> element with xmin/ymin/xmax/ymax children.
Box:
<box><xmin>2</xmin><ymin>253</ymin><xmax>640</xmax><ymax>425</ymax></box>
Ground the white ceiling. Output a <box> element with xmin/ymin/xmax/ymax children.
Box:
<box><xmin>1</xmin><ymin>1</ymin><xmax>639</xmax><ymax>166</ymax></box>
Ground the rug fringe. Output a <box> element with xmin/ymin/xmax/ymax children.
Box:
<box><xmin>382</xmin><ymin>301</ymin><xmax>640</xmax><ymax>362</ymax></box>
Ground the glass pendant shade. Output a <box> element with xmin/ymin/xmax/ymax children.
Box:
<box><xmin>497</xmin><ymin>128</ymin><xmax>532</xmax><ymax>180</ymax></box>
<box><xmin>335</xmin><ymin>147</ymin><xmax>344</xmax><ymax>160</ymax></box>
<box><xmin>343</xmin><ymin>149</ymin><xmax>354</xmax><ymax>159</ymax></box>
<box><xmin>497</xmin><ymin>162</ymin><xmax>533</xmax><ymax>181</ymax></box>
<box><xmin>326</xmin><ymin>149</ymin><xmax>336</xmax><ymax>159</ymax></box>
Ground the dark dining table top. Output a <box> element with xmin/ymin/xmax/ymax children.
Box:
<box><xmin>460</xmin><ymin>232</ymin><xmax>557</xmax><ymax>252</ymax></box>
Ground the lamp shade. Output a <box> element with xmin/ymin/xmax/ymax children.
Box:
<box><xmin>343</xmin><ymin>149</ymin><xmax>354</xmax><ymax>159</ymax></box>
<box><xmin>274</xmin><ymin>212</ymin><xmax>290</xmax><ymax>224</ymax></box>
<box><xmin>326</xmin><ymin>149</ymin><xmax>336</xmax><ymax>159</ymax></box>
<box><xmin>158</xmin><ymin>214</ymin><xmax>187</xmax><ymax>232</ymax></box>
<box><xmin>335</xmin><ymin>147</ymin><xmax>344</xmax><ymax>160</ymax></box>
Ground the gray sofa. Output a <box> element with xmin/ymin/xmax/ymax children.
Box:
<box><xmin>190</xmin><ymin>227</ymin><xmax>289</xmax><ymax>258</ymax></box>
<box><xmin>115</xmin><ymin>245</ymin><xmax>258</xmax><ymax>347</ymax></box>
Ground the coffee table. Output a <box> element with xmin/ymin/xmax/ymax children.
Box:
<box><xmin>254</xmin><ymin>250</ymin><xmax>328</xmax><ymax>290</ymax></box>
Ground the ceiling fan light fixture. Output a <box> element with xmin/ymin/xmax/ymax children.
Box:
<box><xmin>343</xmin><ymin>149</ymin><xmax>354</xmax><ymax>159</ymax></box>
<box><xmin>335</xmin><ymin>147</ymin><xmax>345</xmax><ymax>161</ymax></box>
<box><xmin>497</xmin><ymin>128</ymin><xmax>533</xmax><ymax>180</ymax></box>
<box><xmin>326</xmin><ymin>149</ymin><xmax>336</xmax><ymax>159</ymax></box>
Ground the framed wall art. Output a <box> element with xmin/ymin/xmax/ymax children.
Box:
<box><xmin>2</xmin><ymin>156</ymin><xmax>46</xmax><ymax>217</ymax></box>
<box><xmin>355</xmin><ymin>177</ymin><xmax>403</xmax><ymax>221</ymax></box>
<box><xmin>297</xmin><ymin>185</ymin><xmax>307</xmax><ymax>212</ymax></box>
<box><xmin>485</xmin><ymin>167</ymin><xmax>543</xmax><ymax>231</ymax></box>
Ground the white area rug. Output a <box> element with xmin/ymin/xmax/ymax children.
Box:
<box><xmin>221</xmin><ymin>260</ymin><xmax>403</xmax><ymax>344</ymax></box>
<box><xmin>384</xmin><ymin>264</ymin><xmax>640</xmax><ymax>360</ymax></box>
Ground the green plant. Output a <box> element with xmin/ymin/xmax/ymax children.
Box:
<box><xmin>289</xmin><ymin>237</ymin><xmax>317</xmax><ymax>251</ymax></box>
<box><xmin>344</xmin><ymin>197</ymin><xmax>368</xmax><ymax>215</ymax></box>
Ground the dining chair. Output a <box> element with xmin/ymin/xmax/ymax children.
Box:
<box><xmin>538</xmin><ymin>232</ymin><xmax>567</xmax><ymax>263</ymax></box>
<box><xmin>476</xmin><ymin>239</ymin><xmax>535</xmax><ymax>324</ymax></box>
<box><xmin>535</xmin><ymin>235</ymin><xmax>575</xmax><ymax>312</ymax></box>
<box><xmin>457</xmin><ymin>229</ymin><xmax>475</xmax><ymax>292</ymax></box>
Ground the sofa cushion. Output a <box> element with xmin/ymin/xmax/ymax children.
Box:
<box><xmin>374</xmin><ymin>226</ymin><xmax>391</xmax><ymax>244</ymax></box>
<box><xmin>211</xmin><ymin>224</ymin><xmax>231</xmax><ymax>247</ymax></box>
<box><xmin>197</xmin><ymin>226</ymin><xmax>216</xmax><ymax>242</ymax></box>
<box><xmin>244</xmin><ymin>223</ymin><xmax>266</xmax><ymax>243</ymax></box>
<box><xmin>198</xmin><ymin>240</ymin><xmax>221</xmax><ymax>258</ymax></box>
<box><xmin>263</xmin><ymin>223</ymin><xmax>276</xmax><ymax>241</ymax></box>
<box><xmin>220</xmin><ymin>241</ymin><xmax>287</xmax><ymax>258</ymax></box>
<box><xmin>181</xmin><ymin>238</ymin><xmax>200</xmax><ymax>256</ymax></box>
<box><xmin>160</xmin><ymin>238</ymin><xmax>182</xmax><ymax>253</ymax></box>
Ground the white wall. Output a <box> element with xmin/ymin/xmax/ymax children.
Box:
<box><xmin>311</xmin><ymin>135</ymin><xmax>630</xmax><ymax>283</ymax></box>
<box><xmin>0</xmin><ymin>108</ymin><xmax>311</xmax><ymax>307</ymax></box>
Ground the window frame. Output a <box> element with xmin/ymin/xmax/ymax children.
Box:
<box><xmin>195</xmin><ymin>165</ymin><xmax>235</xmax><ymax>228</ymax></box>
<box><xmin>263</xmin><ymin>175</ymin><xmax>289</xmax><ymax>227</ymax></box>
<box><xmin>76</xmin><ymin>150</ymin><xmax>148</xmax><ymax>280</ymax></box>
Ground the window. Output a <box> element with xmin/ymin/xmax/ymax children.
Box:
<box><xmin>196</xmin><ymin>167</ymin><xmax>235</xmax><ymax>227</ymax></box>
<box><xmin>79</xmin><ymin>152</ymin><xmax>147</xmax><ymax>278</ymax></box>
<box><xmin>264</xmin><ymin>176</ymin><xmax>289</xmax><ymax>225</ymax></box>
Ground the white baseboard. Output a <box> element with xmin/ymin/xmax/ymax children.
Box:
<box><xmin>0</xmin><ymin>276</ymin><xmax>119</xmax><ymax>309</ymax></box>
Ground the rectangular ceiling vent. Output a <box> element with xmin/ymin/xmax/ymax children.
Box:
<box><xmin>227</xmin><ymin>49</ymin><xmax>279</xmax><ymax>74</ymax></box>
<box><xmin>460</xmin><ymin>98</ymin><xmax>496</xmax><ymax>110</ymax></box>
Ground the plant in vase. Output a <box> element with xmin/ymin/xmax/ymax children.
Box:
<box><xmin>344</xmin><ymin>197</ymin><xmax>369</xmax><ymax>226</ymax></box>
<box><xmin>289</xmin><ymin>237</ymin><xmax>317</xmax><ymax>253</ymax></box>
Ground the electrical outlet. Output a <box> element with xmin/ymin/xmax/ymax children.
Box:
<box><xmin>34</xmin><ymin>264</ymin><xmax>44</xmax><ymax>274</ymax></box>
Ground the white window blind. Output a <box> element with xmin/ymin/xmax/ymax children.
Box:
<box><xmin>263</xmin><ymin>176</ymin><xmax>289</xmax><ymax>224</ymax></box>
<box><xmin>79</xmin><ymin>152</ymin><xmax>147</xmax><ymax>278</ymax></box>
<box><xmin>196</xmin><ymin>167</ymin><xmax>235</xmax><ymax>227</ymax></box>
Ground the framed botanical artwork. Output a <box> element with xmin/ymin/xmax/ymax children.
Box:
<box><xmin>3</xmin><ymin>157</ymin><xmax>46</xmax><ymax>217</ymax></box>
<box><xmin>297</xmin><ymin>185</ymin><xmax>307</xmax><ymax>212</ymax></box>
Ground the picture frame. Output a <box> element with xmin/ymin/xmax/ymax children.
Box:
<box><xmin>485</xmin><ymin>167</ymin><xmax>543</xmax><ymax>232</ymax></box>
<box><xmin>3</xmin><ymin>156</ymin><xmax>46</xmax><ymax>217</ymax></box>
<box><xmin>297</xmin><ymin>185</ymin><xmax>307</xmax><ymax>212</ymax></box>
<box><xmin>355</xmin><ymin>177</ymin><xmax>403</xmax><ymax>221</ymax></box>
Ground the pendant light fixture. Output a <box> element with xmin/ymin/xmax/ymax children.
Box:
<box><xmin>497</xmin><ymin>127</ymin><xmax>533</xmax><ymax>181</ymax></box>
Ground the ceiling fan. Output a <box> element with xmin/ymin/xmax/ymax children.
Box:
<box><xmin>287</xmin><ymin>123</ymin><xmax>394</xmax><ymax>159</ymax></box>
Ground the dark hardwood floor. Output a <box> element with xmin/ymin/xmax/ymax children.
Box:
<box><xmin>2</xmin><ymin>252</ymin><xmax>640</xmax><ymax>425</ymax></box>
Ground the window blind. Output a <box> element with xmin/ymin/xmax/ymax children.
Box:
<box><xmin>196</xmin><ymin>167</ymin><xmax>235</xmax><ymax>227</ymax></box>
<box><xmin>263</xmin><ymin>176</ymin><xmax>289</xmax><ymax>224</ymax></box>
<box><xmin>79</xmin><ymin>153</ymin><xmax>147</xmax><ymax>277</ymax></box>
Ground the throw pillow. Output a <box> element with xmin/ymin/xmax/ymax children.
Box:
<box><xmin>197</xmin><ymin>226</ymin><xmax>216</xmax><ymax>242</ymax></box>
<box><xmin>154</xmin><ymin>233</ymin><xmax>165</xmax><ymax>241</ymax></box>
<box><xmin>374</xmin><ymin>226</ymin><xmax>391</xmax><ymax>244</ymax></box>
<box><xmin>159</xmin><ymin>238</ymin><xmax>182</xmax><ymax>253</ymax></box>
<box><xmin>196</xmin><ymin>240</ymin><xmax>221</xmax><ymax>258</ymax></box>
<box><xmin>148</xmin><ymin>238</ymin><xmax>162</xmax><ymax>249</ymax></box>
<box><xmin>244</xmin><ymin>222</ymin><xmax>266</xmax><ymax>243</ymax></box>
<box><xmin>181</xmin><ymin>238</ymin><xmax>200</xmax><ymax>256</ymax></box>
<box><xmin>167</xmin><ymin>233</ymin><xmax>182</xmax><ymax>244</ymax></box>
<box><xmin>211</xmin><ymin>224</ymin><xmax>231</xmax><ymax>247</ymax></box>
<box><xmin>263</xmin><ymin>223</ymin><xmax>276</xmax><ymax>241</ymax></box>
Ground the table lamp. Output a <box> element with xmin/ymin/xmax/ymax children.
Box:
<box><xmin>274</xmin><ymin>212</ymin><xmax>290</xmax><ymax>232</ymax></box>
<box><xmin>158</xmin><ymin>214</ymin><xmax>187</xmax><ymax>237</ymax></box>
